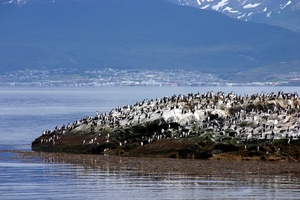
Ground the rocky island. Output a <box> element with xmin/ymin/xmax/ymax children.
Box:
<box><xmin>32</xmin><ymin>91</ymin><xmax>300</xmax><ymax>161</ymax></box>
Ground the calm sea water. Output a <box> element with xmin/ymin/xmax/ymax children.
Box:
<box><xmin>1</xmin><ymin>86</ymin><xmax>300</xmax><ymax>199</ymax></box>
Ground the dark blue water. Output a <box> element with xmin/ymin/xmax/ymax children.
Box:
<box><xmin>1</xmin><ymin>86</ymin><xmax>300</xmax><ymax>199</ymax></box>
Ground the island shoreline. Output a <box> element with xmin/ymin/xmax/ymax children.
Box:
<box><xmin>32</xmin><ymin>91</ymin><xmax>300</xmax><ymax>161</ymax></box>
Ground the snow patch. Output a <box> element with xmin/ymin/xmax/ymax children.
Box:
<box><xmin>223</xmin><ymin>6</ymin><xmax>239</xmax><ymax>13</ymax></box>
<box><xmin>281</xmin><ymin>1</ymin><xmax>292</xmax><ymax>9</ymax></box>
<box><xmin>237</xmin><ymin>13</ymin><xmax>247</xmax><ymax>19</ymax></box>
<box><xmin>201</xmin><ymin>4</ymin><xmax>210</xmax><ymax>9</ymax></box>
<box><xmin>196</xmin><ymin>0</ymin><xmax>201</xmax><ymax>5</ymax></box>
<box><xmin>4</xmin><ymin>0</ymin><xmax>15</xmax><ymax>4</ymax></box>
<box><xmin>212</xmin><ymin>0</ymin><xmax>228</xmax><ymax>11</ymax></box>
<box><xmin>243</xmin><ymin>3</ymin><xmax>261</xmax><ymax>9</ymax></box>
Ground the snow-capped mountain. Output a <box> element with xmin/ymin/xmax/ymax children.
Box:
<box><xmin>168</xmin><ymin>0</ymin><xmax>300</xmax><ymax>31</ymax></box>
<box><xmin>1</xmin><ymin>0</ymin><xmax>300</xmax><ymax>75</ymax></box>
<box><xmin>169</xmin><ymin>0</ymin><xmax>300</xmax><ymax>20</ymax></box>
<box><xmin>3</xmin><ymin>0</ymin><xmax>299</xmax><ymax>23</ymax></box>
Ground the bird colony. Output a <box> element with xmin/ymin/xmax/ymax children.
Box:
<box><xmin>35</xmin><ymin>90</ymin><xmax>300</xmax><ymax>151</ymax></box>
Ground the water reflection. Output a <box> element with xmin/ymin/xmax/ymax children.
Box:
<box><xmin>1</xmin><ymin>86</ymin><xmax>300</xmax><ymax>199</ymax></box>
<box><xmin>2</xmin><ymin>151</ymin><xmax>299</xmax><ymax>199</ymax></box>
<box><xmin>2</xmin><ymin>159</ymin><xmax>299</xmax><ymax>199</ymax></box>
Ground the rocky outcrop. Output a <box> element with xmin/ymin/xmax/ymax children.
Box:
<box><xmin>32</xmin><ymin>90</ymin><xmax>300</xmax><ymax>161</ymax></box>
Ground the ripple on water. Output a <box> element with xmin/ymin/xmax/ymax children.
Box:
<box><xmin>1</xmin><ymin>151</ymin><xmax>300</xmax><ymax>199</ymax></box>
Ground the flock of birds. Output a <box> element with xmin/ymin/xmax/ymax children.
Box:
<box><xmin>36</xmin><ymin>90</ymin><xmax>300</xmax><ymax>149</ymax></box>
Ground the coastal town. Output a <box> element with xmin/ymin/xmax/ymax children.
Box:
<box><xmin>0</xmin><ymin>68</ymin><xmax>299</xmax><ymax>87</ymax></box>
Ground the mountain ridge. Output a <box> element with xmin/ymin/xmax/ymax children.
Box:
<box><xmin>167</xmin><ymin>0</ymin><xmax>300</xmax><ymax>32</ymax></box>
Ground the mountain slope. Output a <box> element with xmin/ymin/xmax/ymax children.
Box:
<box><xmin>168</xmin><ymin>0</ymin><xmax>300</xmax><ymax>32</ymax></box>
<box><xmin>1</xmin><ymin>0</ymin><xmax>300</xmax><ymax>74</ymax></box>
